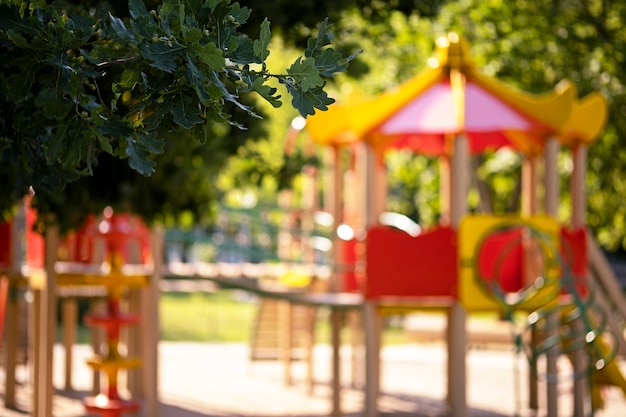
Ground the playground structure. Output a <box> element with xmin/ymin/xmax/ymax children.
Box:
<box><xmin>304</xmin><ymin>32</ymin><xmax>626</xmax><ymax>417</ymax></box>
<box><xmin>0</xmin><ymin>204</ymin><xmax>161</xmax><ymax>417</ymax></box>
<box><xmin>1</xmin><ymin>31</ymin><xmax>626</xmax><ymax>417</ymax></box>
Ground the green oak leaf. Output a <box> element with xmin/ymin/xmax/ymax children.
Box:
<box><xmin>208</xmin><ymin>70</ymin><xmax>257</xmax><ymax>116</ymax></box>
<box><xmin>287</xmin><ymin>57</ymin><xmax>324</xmax><ymax>92</ymax></box>
<box><xmin>305</xmin><ymin>18</ymin><xmax>333</xmax><ymax>57</ymax></box>
<box><xmin>186</xmin><ymin>56</ymin><xmax>212</xmax><ymax>104</ymax></box>
<box><xmin>117</xmin><ymin>68</ymin><xmax>142</xmax><ymax>90</ymax></box>
<box><xmin>284</xmin><ymin>83</ymin><xmax>335</xmax><ymax>117</ymax></box>
<box><xmin>195</xmin><ymin>41</ymin><xmax>225</xmax><ymax>70</ymax></box>
<box><xmin>92</xmin><ymin>128</ymin><xmax>114</xmax><ymax>154</ymax></box>
<box><xmin>109</xmin><ymin>13</ymin><xmax>136</xmax><ymax>42</ymax></box>
<box><xmin>228</xmin><ymin>3</ymin><xmax>252</xmax><ymax>25</ymax></box>
<box><xmin>314</xmin><ymin>48</ymin><xmax>349</xmax><ymax>77</ymax></box>
<box><xmin>171</xmin><ymin>94</ymin><xmax>204</xmax><ymax>128</ymax></box>
<box><xmin>35</xmin><ymin>87</ymin><xmax>72</xmax><ymax>120</ymax></box>
<box><xmin>138</xmin><ymin>132</ymin><xmax>165</xmax><ymax>154</ymax></box>
<box><xmin>229</xmin><ymin>37</ymin><xmax>259</xmax><ymax>64</ymax></box>
<box><xmin>129</xmin><ymin>0</ymin><xmax>149</xmax><ymax>18</ymax></box>
<box><xmin>139</xmin><ymin>41</ymin><xmax>185</xmax><ymax>73</ymax></box>
<box><xmin>126</xmin><ymin>138</ymin><xmax>156</xmax><ymax>175</ymax></box>
<box><xmin>241</xmin><ymin>74</ymin><xmax>281</xmax><ymax>108</ymax></box>
<box><xmin>253</xmin><ymin>18</ymin><xmax>270</xmax><ymax>61</ymax></box>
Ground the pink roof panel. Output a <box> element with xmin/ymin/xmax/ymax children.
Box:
<box><xmin>377</xmin><ymin>80</ymin><xmax>537</xmax><ymax>136</ymax></box>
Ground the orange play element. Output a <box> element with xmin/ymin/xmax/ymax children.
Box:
<box><xmin>365</xmin><ymin>225</ymin><xmax>457</xmax><ymax>300</ymax></box>
<box><xmin>459</xmin><ymin>215</ymin><xmax>562</xmax><ymax>312</ymax></box>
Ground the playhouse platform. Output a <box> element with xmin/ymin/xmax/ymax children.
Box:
<box><xmin>1</xmin><ymin>340</ymin><xmax>625</xmax><ymax>417</ymax></box>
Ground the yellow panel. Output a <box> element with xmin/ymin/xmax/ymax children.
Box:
<box><xmin>459</xmin><ymin>215</ymin><xmax>561</xmax><ymax>313</ymax></box>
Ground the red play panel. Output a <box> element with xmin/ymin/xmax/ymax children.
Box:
<box><xmin>476</xmin><ymin>227</ymin><xmax>525</xmax><ymax>294</ymax></box>
<box><xmin>365</xmin><ymin>225</ymin><xmax>457</xmax><ymax>299</ymax></box>
<box><xmin>560</xmin><ymin>227</ymin><xmax>588</xmax><ymax>295</ymax></box>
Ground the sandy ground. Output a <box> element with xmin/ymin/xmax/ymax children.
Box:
<box><xmin>1</xmin><ymin>341</ymin><xmax>625</xmax><ymax>417</ymax></box>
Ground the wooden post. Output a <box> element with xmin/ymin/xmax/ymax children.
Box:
<box><xmin>570</xmin><ymin>144</ymin><xmax>588</xmax><ymax>417</ymax></box>
<box><xmin>541</xmin><ymin>138</ymin><xmax>561</xmax><ymax>415</ymax></box>
<box><xmin>4</xmin><ymin>289</ymin><xmax>18</xmax><ymax>408</ymax></box>
<box><xmin>301</xmin><ymin>160</ymin><xmax>319</xmax><ymax>395</ymax></box>
<box><xmin>363</xmin><ymin>300</ymin><xmax>380</xmax><ymax>417</ymax></box>
<box><xmin>35</xmin><ymin>225</ymin><xmax>58</xmax><ymax>417</ymax></box>
<box><xmin>30</xmin><ymin>287</ymin><xmax>41</xmax><ymax>417</ymax></box>
<box><xmin>6</xmin><ymin>204</ymin><xmax>25</xmax><ymax>409</ymax></box>
<box><xmin>439</xmin><ymin>155</ymin><xmax>451</xmax><ymax>226</ymax></box>
<box><xmin>544</xmin><ymin>139</ymin><xmax>560</xmax><ymax>216</ymax></box>
<box><xmin>521</xmin><ymin>155</ymin><xmax>538</xmax><ymax>216</ymax></box>
<box><xmin>361</xmin><ymin>144</ymin><xmax>386</xmax><ymax>417</ymax></box>
<box><xmin>448</xmin><ymin>133</ymin><xmax>468</xmax><ymax>417</ymax></box>
<box><xmin>280</xmin><ymin>300</ymin><xmax>293</xmax><ymax>386</ymax></box>
<box><xmin>127</xmin><ymin>287</ymin><xmax>142</xmax><ymax>395</ymax></box>
<box><xmin>141</xmin><ymin>226</ymin><xmax>163</xmax><ymax>417</ymax></box>
<box><xmin>571</xmin><ymin>145</ymin><xmax>587</xmax><ymax>229</ymax></box>
<box><xmin>63</xmin><ymin>297</ymin><xmax>78</xmax><ymax>390</ymax></box>
<box><xmin>90</xmin><ymin>298</ymin><xmax>105</xmax><ymax>393</ymax></box>
<box><xmin>330</xmin><ymin>145</ymin><xmax>344</xmax><ymax>417</ymax></box>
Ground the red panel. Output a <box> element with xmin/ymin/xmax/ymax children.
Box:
<box><xmin>75</xmin><ymin>214</ymin><xmax>97</xmax><ymax>263</ymax></box>
<box><xmin>365</xmin><ymin>225</ymin><xmax>457</xmax><ymax>299</ymax></box>
<box><xmin>477</xmin><ymin>228</ymin><xmax>524</xmax><ymax>293</ymax></box>
<box><xmin>0</xmin><ymin>277</ymin><xmax>7</xmax><ymax>348</ymax></box>
<box><xmin>560</xmin><ymin>227</ymin><xmax>588</xmax><ymax>295</ymax></box>
<box><xmin>342</xmin><ymin>238</ymin><xmax>360</xmax><ymax>292</ymax></box>
<box><xmin>70</xmin><ymin>213</ymin><xmax>151</xmax><ymax>265</ymax></box>
<box><xmin>0</xmin><ymin>206</ymin><xmax>44</xmax><ymax>269</ymax></box>
<box><xmin>0</xmin><ymin>221</ymin><xmax>10</xmax><ymax>267</ymax></box>
<box><xmin>25</xmin><ymin>206</ymin><xmax>44</xmax><ymax>268</ymax></box>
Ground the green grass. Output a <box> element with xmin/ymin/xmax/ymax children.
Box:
<box><xmin>60</xmin><ymin>289</ymin><xmax>416</xmax><ymax>345</ymax></box>
<box><xmin>159</xmin><ymin>290</ymin><xmax>256</xmax><ymax>342</ymax></box>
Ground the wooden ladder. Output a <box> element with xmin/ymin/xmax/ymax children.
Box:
<box><xmin>249</xmin><ymin>298</ymin><xmax>316</xmax><ymax>362</ymax></box>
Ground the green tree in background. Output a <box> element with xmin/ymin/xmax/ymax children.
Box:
<box><xmin>249</xmin><ymin>0</ymin><xmax>626</xmax><ymax>250</ymax></box>
<box><xmin>435</xmin><ymin>0</ymin><xmax>626</xmax><ymax>250</ymax></box>
<box><xmin>0</xmin><ymin>0</ymin><xmax>357</xmax><ymax>229</ymax></box>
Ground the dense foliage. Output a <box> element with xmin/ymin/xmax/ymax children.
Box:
<box><xmin>261</xmin><ymin>0</ymin><xmax>626</xmax><ymax>250</ymax></box>
<box><xmin>3</xmin><ymin>0</ymin><xmax>625</xmax><ymax>252</ymax></box>
<box><xmin>0</xmin><ymin>0</ymin><xmax>357</xmax><ymax>227</ymax></box>
<box><xmin>428</xmin><ymin>0</ymin><xmax>626</xmax><ymax>250</ymax></box>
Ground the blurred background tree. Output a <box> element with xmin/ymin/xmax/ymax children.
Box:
<box><xmin>0</xmin><ymin>0</ymin><xmax>356</xmax><ymax>231</ymax></box>
<box><xmin>230</xmin><ymin>0</ymin><xmax>626</xmax><ymax>251</ymax></box>
<box><xmin>3</xmin><ymin>0</ymin><xmax>625</xmax><ymax>253</ymax></box>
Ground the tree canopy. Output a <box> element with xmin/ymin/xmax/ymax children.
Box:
<box><xmin>0</xmin><ymin>0</ymin><xmax>357</xmax><ymax>226</ymax></box>
<box><xmin>3</xmin><ymin>0</ymin><xmax>625</xmax><ymax>253</ymax></box>
<box><xmin>226</xmin><ymin>0</ymin><xmax>626</xmax><ymax>251</ymax></box>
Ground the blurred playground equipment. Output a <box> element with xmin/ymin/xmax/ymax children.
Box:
<box><xmin>302</xmin><ymin>32</ymin><xmax>626</xmax><ymax>417</ymax></box>
<box><xmin>1</xmin><ymin>205</ymin><xmax>160</xmax><ymax>417</ymax></box>
<box><xmin>1</xmin><ymin>32</ymin><xmax>626</xmax><ymax>417</ymax></box>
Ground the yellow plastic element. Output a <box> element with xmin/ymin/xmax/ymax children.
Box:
<box><xmin>86</xmin><ymin>356</ymin><xmax>141</xmax><ymax>372</ymax></box>
<box><xmin>278</xmin><ymin>271</ymin><xmax>311</xmax><ymax>288</ymax></box>
<box><xmin>557</xmin><ymin>82</ymin><xmax>608</xmax><ymax>146</ymax></box>
<box><xmin>56</xmin><ymin>253</ymin><xmax>152</xmax><ymax>288</ymax></box>
<box><xmin>589</xmin><ymin>332</ymin><xmax>626</xmax><ymax>409</ymax></box>
<box><xmin>458</xmin><ymin>215</ymin><xmax>561</xmax><ymax>312</ymax></box>
<box><xmin>306</xmin><ymin>33</ymin><xmax>575</xmax><ymax>154</ymax></box>
<box><xmin>56</xmin><ymin>272</ymin><xmax>150</xmax><ymax>288</ymax></box>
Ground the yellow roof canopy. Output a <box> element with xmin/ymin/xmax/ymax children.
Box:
<box><xmin>307</xmin><ymin>33</ymin><xmax>584</xmax><ymax>157</ymax></box>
